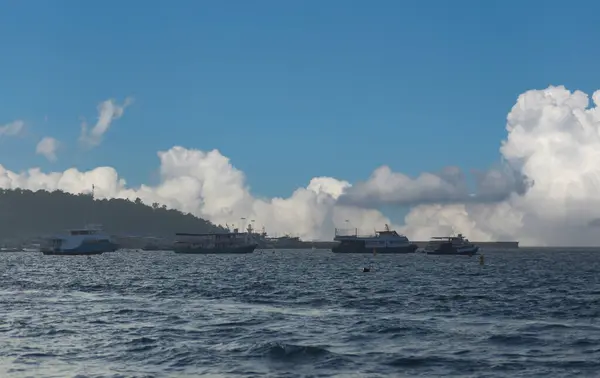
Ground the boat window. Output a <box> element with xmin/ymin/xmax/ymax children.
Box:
<box><xmin>70</xmin><ymin>230</ymin><xmax>95</xmax><ymax>235</ymax></box>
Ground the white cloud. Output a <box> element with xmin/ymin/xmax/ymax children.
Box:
<box><xmin>402</xmin><ymin>85</ymin><xmax>600</xmax><ymax>246</ymax></box>
<box><xmin>338</xmin><ymin>163</ymin><xmax>530</xmax><ymax>207</ymax></box>
<box><xmin>3</xmin><ymin>85</ymin><xmax>600</xmax><ymax>246</ymax></box>
<box><xmin>0</xmin><ymin>120</ymin><xmax>24</xmax><ymax>138</ymax></box>
<box><xmin>79</xmin><ymin>97</ymin><xmax>133</xmax><ymax>148</ymax></box>
<box><xmin>0</xmin><ymin>146</ymin><xmax>395</xmax><ymax>240</ymax></box>
<box><xmin>36</xmin><ymin>137</ymin><xmax>60</xmax><ymax>162</ymax></box>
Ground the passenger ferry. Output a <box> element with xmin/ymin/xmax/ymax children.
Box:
<box><xmin>41</xmin><ymin>224</ymin><xmax>119</xmax><ymax>255</ymax></box>
<box><xmin>332</xmin><ymin>224</ymin><xmax>419</xmax><ymax>254</ymax></box>
<box><xmin>173</xmin><ymin>225</ymin><xmax>258</xmax><ymax>254</ymax></box>
<box><xmin>423</xmin><ymin>234</ymin><xmax>479</xmax><ymax>256</ymax></box>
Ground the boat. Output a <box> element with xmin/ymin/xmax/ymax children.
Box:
<box><xmin>332</xmin><ymin>224</ymin><xmax>419</xmax><ymax>254</ymax></box>
<box><xmin>173</xmin><ymin>225</ymin><xmax>258</xmax><ymax>254</ymax></box>
<box><xmin>40</xmin><ymin>224</ymin><xmax>119</xmax><ymax>255</ymax></box>
<box><xmin>424</xmin><ymin>234</ymin><xmax>479</xmax><ymax>256</ymax></box>
<box><xmin>264</xmin><ymin>235</ymin><xmax>307</xmax><ymax>249</ymax></box>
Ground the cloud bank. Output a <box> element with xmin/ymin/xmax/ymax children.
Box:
<box><xmin>402</xmin><ymin>85</ymin><xmax>600</xmax><ymax>246</ymax></box>
<box><xmin>0</xmin><ymin>147</ymin><xmax>392</xmax><ymax>241</ymax></box>
<box><xmin>2</xmin><ymin>85</ymin><xmax>600</xmax><ymax>246</ymax></box>
<box><xmin>337</xmin><ymin>164</ymin><xmax>531</xmax><ymax>207</ymax></box>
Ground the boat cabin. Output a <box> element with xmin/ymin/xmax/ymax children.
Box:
<box><xmin>375</xmin><ymin>229</ymin><xmax>403</xmax><ymax>238</ymax></box>
<box><xmin>70</xmin><ymin>229</ymin><xmax>99</xmax><ymax>236</ymax></box>
<box><xmin>334</xmin><ymin>224</ymin><xmax>411</xmax><ymax>249</ymax></box>
<box><xmin>427</xmin><ymin>234</ymin><xmax>471</xmax><ymax>247</ymax></box>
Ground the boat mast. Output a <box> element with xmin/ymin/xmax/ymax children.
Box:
<box><xmin>87</xmin><ymin>184</ymin><xmax>96</xmax><ymax>229</ymax></box>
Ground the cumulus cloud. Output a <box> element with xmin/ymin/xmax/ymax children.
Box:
<box><xmin>36</xmin><ymin>137</ymin><xmax>60</xmax><ymax>162</ymax></box>
<box><xmin>0</xmin><ymin>146</ymin><xmax>395</xmax><ymax>240</ymax></box>
<box><xmin>338</xmin><ymin>164</ymin><xmax>531</xmax><ymax>208</ymax></box>
<box><xmin>403</xmin><ymin>85</ymin><xmax>600</xmax><ymax>246</ymax></box>
<box><xmin>0</xmin><ymin>120</ymin><xmax>24</xmax><ymax>138</ymax></box>
<box><xmin>3</xmin><ymin>85</ymin><xmax>600</xmax><ymax>246</ymax></box>
<box><xmin>79</xmin><ymin>97</ymin><xmax>133</xmax><ymax>148</ymax></box>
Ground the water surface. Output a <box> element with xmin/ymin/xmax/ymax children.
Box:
<box><xmin>1</xmin><ymin>248</ymin><xmax>599</xmax><ymax>377</ymax></box>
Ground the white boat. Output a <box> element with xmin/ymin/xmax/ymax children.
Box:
<box><xmin>424</xmin><ymin>234</ymin><xmax>479</xmax><ymax>256</ymax></box>
<box><xmin>41</xmin><ymin>224</ymin><xmax>119</xmax><ymax>256</ymax></box>
<box><xmin>332</xmin><ymin>224</ymin><xmax>419</xmax><ymax>254</ymax></box>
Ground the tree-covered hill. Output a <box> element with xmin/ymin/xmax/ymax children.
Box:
<box><xmin>0</xmin><ymin>188</ymin><xmax>223</xmax><ymax>242</ymax></box>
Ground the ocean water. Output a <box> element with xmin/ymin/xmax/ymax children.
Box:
<box><xmin>0</xmin><ymin>248</ymin><xmax>599</xmax><ymax>378</ymax></box>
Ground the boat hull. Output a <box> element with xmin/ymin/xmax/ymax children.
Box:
<box><xmin>41</xmin><ymin>240</ymin><xmax>119</xmax><ymax>256</ymax></box>
<box><xmin>332</xmin><ymin>244</ymin><xmax>419</xmax><ymax>254</ymax></box>
<box><xmin>174</xmin><ymin>244</ymin><xmax>258</xmax><ymax>254</ymax></box>
<box><xmin>425</xmin><ymin>245</ymin><xmax>479</xmax><ymax>256</ymax></box>
<box><xmin>42</xmin><ymin>250</ymin><xmax>106</xmax><ymax>256</ymax></box>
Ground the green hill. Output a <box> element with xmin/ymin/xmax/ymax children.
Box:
<box><xmin>0</xmin><ymin>188</ymin><xmax>224</xmax><ymax>244</ymax></box>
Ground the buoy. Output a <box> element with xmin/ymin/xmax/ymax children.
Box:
<box><xmin>479</xmin><ymin>254</ymin><xmax>484</xmax><ymax>265</ymax></box>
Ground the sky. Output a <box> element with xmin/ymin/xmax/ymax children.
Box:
<box><xmin>2</xmin><ymin>0</ymin><xmax>600</xmax><ymax>245</ymax></box>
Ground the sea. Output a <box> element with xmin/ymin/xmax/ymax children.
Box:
<box><xmin>0</xmin><ymin>248</ymin><xmax>599</xmax><ymax>378</ymax></box>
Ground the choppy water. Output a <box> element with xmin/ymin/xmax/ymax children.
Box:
<box><xmin>1</xmin><ymin>248</ymin><xmax>599</xmax><ymax>377</ymax></box>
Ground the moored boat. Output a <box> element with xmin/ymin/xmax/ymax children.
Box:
<box><xmin>173</xmin><ymin>225</ymin><xmax>258</xmax><ymax>254</ymax></box>
<box><xmin>424</xmin><ymin>234</ymin><xmax>479</xmax><ymax>256</ymax></box>
<box><xmin>40</xmin><ymin>224</ymin><xmax>119</xmax><ymax>256</ymax></box>
<box><xmin>332</xmin><ymin>224</ymin><xmax>418</xmax><ymax>254</ymax></box>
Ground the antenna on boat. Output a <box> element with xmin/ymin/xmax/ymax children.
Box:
<box><xmin>84</xmin><ymin>184</ymin><xmax>95</xmax><ymax>228</ymax></box>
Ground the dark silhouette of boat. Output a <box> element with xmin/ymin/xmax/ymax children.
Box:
<box><xmin>424</xmin><ymin>234</ymin><xmax>479</xmax><ymax>256</ymax></box>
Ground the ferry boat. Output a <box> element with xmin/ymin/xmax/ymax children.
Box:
<box><xmin>40</xmin><ymin>224</ymin><xmax>119</xmax><ymax>255</ymax></box>
<box><xmin>332</xmin><ymin>224</ymin><xmax>419</xmax><ymax>254</ymax></box>
<box><xmin>423</xmin><ymin>234</ymin><xmax>479</xmax><ymax>256</ymax></box>
<box><xmin>173</xmin><ymin>225</ymin><xmax>258</xmax><ymax>254</ymax></box>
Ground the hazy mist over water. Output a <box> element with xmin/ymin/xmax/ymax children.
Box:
<box><xmin>1</xmin><ymin>249</ymin><xmax>599</xmax><ymax>377</ymax></box>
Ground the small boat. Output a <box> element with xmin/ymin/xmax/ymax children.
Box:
<box><xmin>173</xmin><ymin>225</ymin><xmax>258</xmax><ymax>254</ymax></box>
<box><xmin>424</xmin><ymin>234</ymin><xmax>479</xmax><ymax>256</ymax></box>
<box><xmin>40</xmin><ymin>224</ymin><xmax>119</xmax><ymax>256</ymax></box>
<box><xmin>332</xmin><ymin>224</ymin><xmax>419</xmax><ymax>254</ymax></box>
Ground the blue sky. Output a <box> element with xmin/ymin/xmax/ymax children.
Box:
<box><xmin>0</xmin><ymin>0</ymin><xmax>599</xmax><ymax>199</ymax></box>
